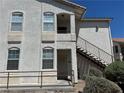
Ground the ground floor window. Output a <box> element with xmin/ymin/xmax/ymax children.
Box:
<box><xmin>7</xmin><ymin>47</ymin><xmax>20</xmax><ymax>70</ymax></box>
<box><xmin>42</xmin><ymin>47</ymin><xmax>54</xmax><ymax>69</ymax></box>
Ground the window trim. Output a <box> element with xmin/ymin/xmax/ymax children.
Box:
<box><xmin>42</xmin><ymin>47</ymin><xmax>54</xmax><ymax>69</ymax></box>
<box><xmin>7</xmin><ymin>47</ymin><xmax>20</xmax><ymax>70</ymax></box>
<box><xmin>11</xmin><ymin>11</ymin><xmax>23</xmax><ymax>32</ymax></box>
<box><xmin>43</xmin><ymin>12</ymin><xmax>55</xmax><ymax>32</ymax></box>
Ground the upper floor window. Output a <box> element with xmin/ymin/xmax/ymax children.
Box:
<box><xmin>11</xmin><ymin>12</ymin><xmax>23</xmax><ymax>31</ymax></box>
<box><xmin>43</xmin><ymin>12</ymin><xmax>54</xmax><ymax>31</ymax></box>
<box><xmin>42</xmin><ymin>47</ymin><xmax>54</xmax><ymax>69</ymax></box>
<box><xmin>7</xmin><ymin>47</ymin><xmax>20</xmax><ymax>70</ymax></box>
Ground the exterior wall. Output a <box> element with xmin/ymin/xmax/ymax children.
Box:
<box><xmin>77</xmin><ymin>21</ymin><xmax>113</xmax><ymax>64</ymax></box>
<box><xmin>0</xmin><ymin>0</ymin><xmax>42</xmax><ymax>72</ymax></box>
<box><xmin>78</xmin><ymin>21</ymin><xmax>113</xmax><ymax>54</ymax></box>
<box><xmin>0</xmin><ymin>0</ymin><xmax>78</xmax><ymax>85</ymax></box>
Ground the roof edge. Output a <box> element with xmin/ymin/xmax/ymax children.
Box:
<box><xmin>113</xmin><ymin>38</ymin><xmax>124</xmax><ymax>43</ymax></box>
<box><xmin>54</xmin><ymin>0</ymin><xmax>86</xmax><ymax>10</ymax></box>
<box><xmin>81</xmin><ymin>17</ymin><xmax>113</xmax><ymax>22</ymax></box>
<box><xmin>62</xmin><ymin>0</ymin><xmax>86</xmax><ymax>10</ymax></box>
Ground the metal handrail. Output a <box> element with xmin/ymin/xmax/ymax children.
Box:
<box><xmin>0</xmin><ymin>70</ymin><xmax>75</xmax><ymax>89</ymax></box>
<box><xmin>78</xmin><ymin>36</ymin><xmax>113</xmax><ymax>56</ymax></box>
<box><xmin>77</xmin><ymin>36</ymin><xmax>114</xmax><ymax>64</ymax></box>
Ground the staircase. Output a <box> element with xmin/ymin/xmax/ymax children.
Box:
<box><xmin>77</xmin><ymin>36</ymin><xmax>114</xmax><ymax>65</ymax></box>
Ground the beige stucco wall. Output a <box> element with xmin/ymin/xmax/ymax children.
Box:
<box><xmin>77</xmin><ymin>21</ymin><xmax>113</xmax><ymax>64</ymax></box>
<box><xmin>0</xmin><ymin>0</ymin><xmax>78</xmax><ymax>85</ymax></box>
<box><xmin>78</xmin><ymin>21</ymin><xmax>113</xmax><ymax>54</ymax></box>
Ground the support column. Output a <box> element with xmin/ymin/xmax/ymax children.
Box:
<box><xmin>70</xmin><ymin>14</ymin><xmax>76</xmax><ymax>41</ymax></box>
<box><xmin>70</xmin><ymin>14</ymin><xmax>75</xmax><ymax>33</ymax></box>
<box><xmin>72</xmin><ymin>43</ymin><xmax>78</xmax><ymax>83</ymax></box>
<box><xmin>70</xmin><ymin>14</ymin><xmax>77</xmax><ymax>83</ymax></box>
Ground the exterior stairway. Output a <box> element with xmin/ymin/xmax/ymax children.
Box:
<box><xmin>77</xmin><ymin>36</ymin><xmax>114</xmax><ymax>66</ymax></box>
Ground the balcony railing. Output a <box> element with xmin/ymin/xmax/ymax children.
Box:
<box><xmin>0</xmin><ymin>70</ymin><xmax>75</xmax><ymax>89</ymax></box>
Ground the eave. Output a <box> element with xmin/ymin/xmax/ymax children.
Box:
<box><xmin>54</xmin><ymin>0</ymin><xmax>86</xmax><ymax>18</ymax></box>
<box><xmin>81</xmin><ymin>18</ymin><xmax>112</xmax><ymax>22</ymax></box>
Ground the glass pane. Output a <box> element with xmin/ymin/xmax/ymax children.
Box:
<box><xmin>44</xmin><ymin>13</ymin><xmax>54</xmax><ymax>23</ymax></box>
<box><xmin>7</xmin><ymin>60</ymin><xmax>19</xmax><ymax>70</ymax></box>
<box><xmin>11</xmin><ymin>23</ymin><xmax>22</xmax><ymax>31</ymax></box>
<box><xmin>42</xmin><ymin>59</ymin><xmax>53</xmax><ymax>69</ymax></box>
<box><xmin>43</xmin><ymin>49</ymin><xmax>54</xmax><ymax>59</ymax></box>
<box><xmin>8</xmin><ymin>49</ymin><xmax>20</xmax><ymax>59</ymax></box>
<box><xmin>12</xmin><ymin>12</ymin><xmax>23</xmax><ymax>23</ymax></box>
<box><xmin>44</xmin><ymin>23</ymin><xmax>54</xmax><ymax>31</ymax></box>
<box><xmin>43</xmin><ymin>12</ymin><xmax>54</xmax><ymax>31</ymax></box>
<box><xmin>42</xmin><ymin>48</ymin><xmax>54</xmax><ymax>69</ymax></box>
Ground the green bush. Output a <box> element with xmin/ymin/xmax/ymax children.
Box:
<box><xmin>104</xmin><ymin>61</ymin><xmax>124</xmax><ymax>84</ymax></box>
<box><xmin>83</xmin><ymin>76</ymin><xmax>122</xmax><ymax>93</ymax></box>
<box><xmin>89</xmin><ymin>67</ymin><xmax>103</xmax><ymax>77</ymax></box>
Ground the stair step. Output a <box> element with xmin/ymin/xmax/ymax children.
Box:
<box><xmin>92</xmin><ymin>56</ymin><xmax>100</xmax><ymax>60</ymax></box>
<box><xmin>77</xmin><ymin>47</ymin><xmax>107</xmax><ymax>65</ymax></box>
<box><xmin>80</xmin><ymin>49</ymin><xmax>85</xmax><ymax>51</ymax></box>
<box><xmin>86</xmin><ymin>52</ymin><xmax>91</xmax><ymax>55</ymax></box>
<box><xmin>77</xmin><ymin>46</ymin><xmax>81</xmax><ymax>49</ymax></box>
<box><xmin>88</xmin><ymin>54</ymin><xmax>94</xmax><ymax>57</ymax></box>
<box><xmin>101</xmin><ymin>60</ymin><xmax>105</xmax><ymax>63</ymax></box>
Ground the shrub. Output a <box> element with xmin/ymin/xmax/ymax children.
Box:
<box><xmin>83</xmin><ymin>76</ymin><xmax>122</xmax><ymax>93</ymax></box>
<box><xmin>104</xmin><ymin>61</ymin><xmax>124</xmax><ymax>84</ymax></box>
<box><xmin>89</xmin><ymin>67</ymin><xmax>103</xmax><ymax>77</ymax></box>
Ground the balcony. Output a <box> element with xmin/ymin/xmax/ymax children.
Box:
<box><xmin>57</xmin><ymin>13</ymin><xmax>76</xmax><ymax>42</ymax></box>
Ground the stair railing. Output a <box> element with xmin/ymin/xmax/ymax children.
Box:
<box><xmin>77</xmin><ymin>36</ymin><xmax>114</xmax><ymax>65</ymax></box>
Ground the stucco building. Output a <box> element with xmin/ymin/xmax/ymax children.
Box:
<box><xmin>0</xmin><ymin>0</ymin><xmax>113</xmax><ymax>90</ymax></box>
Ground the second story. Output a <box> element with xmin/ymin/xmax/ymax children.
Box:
<box><xmin>0</xmin><ymin>0</ymin><xmax>86</xmax><ymax>42</ymax></box>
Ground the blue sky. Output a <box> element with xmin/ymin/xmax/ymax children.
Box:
<box><xmin>71</xmin><ymin>0</ymin><xmax>124</xmax><ymax>38</ymax></box>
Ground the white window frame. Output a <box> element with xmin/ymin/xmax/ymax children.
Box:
<box><xmin>11</xmin><ymin>12</ymin><xmax>23</xmax><ymax>31</ymax></box>
<box><xmin>43</xmin><ymin>12</ymin><xmax>55</xmax><ymax>32</ymax></box>
<box><xmin>42</xmin><ymin>47</ymin><xmax>54</xmax><ymax>69</ymax></box>
<box><xmin>7</xmin><ymin>47</ymin><xmax>20</xmax><ymax>70</ymax></box>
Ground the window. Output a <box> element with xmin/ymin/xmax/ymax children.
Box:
<box><xmin>11</xmin><ymin>12</ymin><xmax>23</xmax><ymax>31</ymax></box>
<box><xmin>7</xmin><ymin>48</ymin><xmax>20</xmax><ymax>70</ymax></box>
<box><xmin>115</xmin><ymin>46</ymin><xmax>119</xmax><ymax>53</ymax></box>
<box><xmin>43</xmin><ymin>12</ymin><xmax>54</xmax><ymax>31</ymax></box>
<box><xmin>42</xmin><ymin>47</ymin><xmax>54</xmax><ymax>69</ymax></box>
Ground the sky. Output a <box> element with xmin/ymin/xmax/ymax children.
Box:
<box><xmin>71</xmin><ymin>0</ymin><xmax>124</xmax><ymax>38</ymax></box>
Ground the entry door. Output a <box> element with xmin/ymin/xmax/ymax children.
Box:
<box><xmin>57</xmin><ymin>49</ymin><xmax>72</xmax><ymax>80</ymax></box>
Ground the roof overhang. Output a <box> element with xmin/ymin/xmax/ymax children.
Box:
<box><xmin>54</xmin><ymin>0</ymin><xmax>86</xmax><ymax>18</ymax></box>
<box><xmin>113</xmin><ymin>38</ymin><xmax>124</xmax><ymax>43</ymax></box>
<box><xmin>81</xmin><ymin>18</ymin><xmax>112</xmax><ymax>22</ymax></box>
